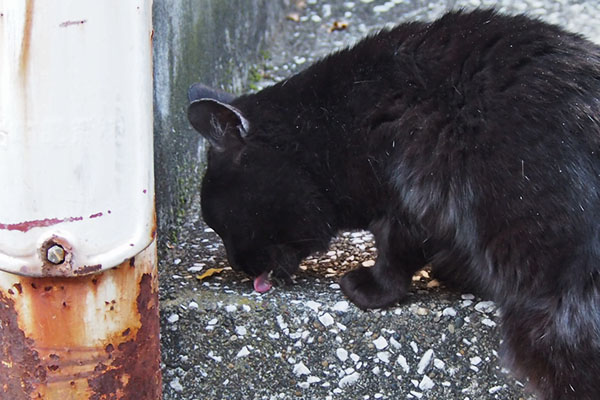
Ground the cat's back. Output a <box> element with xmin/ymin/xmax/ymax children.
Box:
<box><xmin>406</xmin><ymin>10</ymin><xmax>600</xmax><ymax>120</ymax></box>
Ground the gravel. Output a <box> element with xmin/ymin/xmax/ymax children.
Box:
<box><xmin>159</xmin><ymin>0</ymin><xmax>600</xmax><ymax>399</ymax></box>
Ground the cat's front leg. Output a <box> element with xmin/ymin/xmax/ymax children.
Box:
<box><xmin>339</xmin><ymin>218</ymin><xmax>426</xmax><ymax>310</ymax></box>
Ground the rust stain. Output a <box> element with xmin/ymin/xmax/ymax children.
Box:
<box><xmin>19</xmin><ymin>0</ymin><xmax>34</xmax><ymax>77</ymax></box>
<box><xmin>87</xmin><ymin>271</ymin><xmax>162</xmax><ymax>399</ymax></box>
<box><xmin>74</xmin><ymin>264</ymin><xmax>102</xmax><ymax>275</ymax></box>
<box><xmin>0</xmin><ymin>292</ymin><xmax>46</xmax><ymax>399</ymax></box>
<box><xmin>2</xmin><ymin>243</ymin><xmax>160</xmax><ymax>399</ymax></box>
<box><xmin>58</xmin><ymin>20</ymin><xmax>86</xmax><ymax>28</ymax></box>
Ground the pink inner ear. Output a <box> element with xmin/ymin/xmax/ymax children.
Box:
<box><xmin>253</xmin><ymin>271</ymin><xmax>272</xmax><ymax>293</ymax></box>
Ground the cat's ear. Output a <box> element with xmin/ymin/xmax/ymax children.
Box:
<box><xmin>188</xmin><ymin>83</ymin><xmax>235</xmax><ymax>104</ymax></box>
<box><xmin>188</xmin><ymin>97</ymin><xmax>250</xmax><ymax>151</ymax></box>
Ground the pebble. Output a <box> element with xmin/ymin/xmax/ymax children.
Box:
<box><xmin>361</xmin><ymin>259</ymin><xmax>375</xmax><ymax>267</ymax></box>
<box><xmin>419</xmin><ymin>375</ymin><xmax>435</xmax><ymax>391</ymax></box>
<box><xmin>293</xmin><ymin>56</ymin><xmax>307</xmax><ymax>65</ymax></box>
<box><xmin>332</xmin><ymin>301</ymin><xmax>350</xmax><ymax>312</ymax></box>
<box><xmin>373</xmin><ymin>336</ymin><xmax>388</xmax><ymax>350</ymax></box>
<box><xmin>236</xmin><ymin>346</ymin><xmax>250</xmax><ymax>358</ymax></box>
<box><xmin>235</xmin><ymin>326</ymin><xmax>247</xmax><ymax>336</ymax></box>
<box><xmin>319</xmin><ymin>312</ymin><xmax>335</xmax><ymax>327</ymax></box>
<box><xmin>293</xmin><ymin>362</ymin><xmax>311</xmax><ymax>376</ymax></box>
<box><xmin>475</xmin><ymin>301</ymin><xmax>496</xmax><ymax>314</ymax></box>
<box><xmin>306</xmin><ymin>300</ymin><xmax>322</xmax><ymax>312</ymax></box>
<box><xmin>396</xmin><ymin>354</ymin><xmax>410</xmax><ymax>373</ymax></box>
<box><xmin>442</xmin><ymin>307</ymin><xmax>457</xmax><ymax>317</ymax></box>
<box><xmin>338</xmin><ymin>372</ymin><xmax>360</xmax><ymax>387</ymax></box>
<box><xmin>417</xmin><ymin>349</ymin><xmax>434</xmax><ymax>374</ymax></box>
<box><xmin>410</xmin><ymin>341</ymin><xmax>419</xmax><ymax>353</ymax></box>
<box><xmin>377</xmin><ymin>351</ymin><xmax>391</xmax><ymax>363</ymax></box>
<box><xmin>337</xmin><ymin>348</ymin><xmax>349</xmax><ymax>362</ymax></box>
<box><xmin>167</xmin><ymin>313</ymin><xmax>179</xmax><ymax>323</ymax></box>
<box><xmin>169</xmin><ymin>377</ymin><xmax>184</xmax><ymax>392</ymax></box>
<box><xmin>470</xmin><ymin>356</ymin><xmax>483</xmax><ymax>366</ymax></box>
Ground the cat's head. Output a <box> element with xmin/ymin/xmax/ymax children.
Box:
<box><xmin>187</xmin><ymin>83</ymin><xmax>333</xmax><ymax>283</ymax></box>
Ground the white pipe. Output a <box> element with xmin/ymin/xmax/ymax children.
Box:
<box><xmin>0</xmin><ymin>1</ymin><xmax>155</xmax><ymax>277</ymax></box>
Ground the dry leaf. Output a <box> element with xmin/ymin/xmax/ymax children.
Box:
<box><xmin>196</xmin><ymin>268</ymin><xmax>224</xmax><ymax>281</ymax></box>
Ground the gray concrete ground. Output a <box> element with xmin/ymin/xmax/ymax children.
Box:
<box><xmin>159</xmin><ymin>1</ymin><xmax>600</xmax><ymax>399</ymax></box>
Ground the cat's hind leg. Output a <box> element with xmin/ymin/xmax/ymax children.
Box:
<box><xmin>500</xmin><ymin>289</ymin><xmax>600</xmax><ymax>400</ymax></box>
<box><xmin>340</xmin><ymin>217</ymin><xmax>426</xmax><ymax>309</ymax></box>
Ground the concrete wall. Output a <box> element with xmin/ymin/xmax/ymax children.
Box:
<box><xmin>152</xmin><ymin>0</ymin><xmax>289</xmax><ymax>240</ymax></box>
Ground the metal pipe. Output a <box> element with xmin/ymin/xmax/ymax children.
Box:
<box><xmin>0</xmin><ymin>241</ymin><xmax>162</xmax><ymax>399</ymax></box>
<box><xmin>0</xmin><ymin>1</ymin><xmax>161</xmax><ymax>398</ymax></box>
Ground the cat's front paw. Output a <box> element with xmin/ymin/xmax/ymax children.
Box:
<box><xmin>339</xmin><ymin>267</ymin><xmax>404</xmax><ymax>310</ymax></box>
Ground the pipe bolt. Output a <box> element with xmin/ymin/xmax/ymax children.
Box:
<box><xmin>47</xmin><ymin>245</ymin><xmax>65</xmax><ymax>264</ymax></box>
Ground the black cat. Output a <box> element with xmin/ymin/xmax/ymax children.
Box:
<box><xmin>188</xmin><ymin>9</ymin><xmax>600</xmax><ymax>400</ymax></box>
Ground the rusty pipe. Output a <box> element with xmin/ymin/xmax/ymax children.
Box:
<box><xmin>0</xmin><ymin>241</ymin><xmax>162</xmax><ymax>399</ymax></box>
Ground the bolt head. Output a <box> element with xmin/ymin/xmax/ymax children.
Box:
<box><xmin>47</xmin><ymin>245</ymin><xmax>65</xmax><ymax>264</ymax></box>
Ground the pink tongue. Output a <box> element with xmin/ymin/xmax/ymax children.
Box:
<box><xmin>253</xmin><ymin>271</ymin><xmax>272</xmax><ymax>293</ymax></box>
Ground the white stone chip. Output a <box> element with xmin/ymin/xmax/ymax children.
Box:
<box><xmin>169</xmin><ymin>377</ymin><xmax>184</xmax><ymax>392</ymax></box>
<box><xmin>336</xmin><ymin>348</ymin><xmax>349</xmax><ymax>362</ymax></box>
<box><xmin>475</xmin><ymin>301</ymin><xmax>496</xmax><ymax>314</ymax></box>
<box><xmin>377</xmin><ymin>351</ymin><xmax>391</xmax><ymax>363</ymax></box>
<box><xmin>236</xmin><ymin>346</ymin><xmax>250</xmax><ymax>358</ymax></box>
<box><xmin>396</xmin><ymin>354</ymin><xmax>410</xmax><ymax>373</ymax></box>
<box><xmin>276</xmin><ymin>315</ymin><xmax>289</xmax><ymax>331</ymax></box>
<box><xmin>293</xmin><ymin>362</ymin><xmax>311</xmax><ymax>376</ymax></box>
<box><xmin>470</xmin><ymin>356</ymin><xmax>482</xmax><ymax>366</ymax></box>
<box><xmin>306</xmin><ymin>300</ymin><xmax>322</xmax><ymax>312</ymax></box>
<box><xmin>319</xmin><ymin>312</ymin><xmax>335</xmax><ymax>327</ymax></box>
<box><xmin>167</xmin><ymin>313</ymin><xmax>179</xmax><ymax>323</ymax></box>
<box><xmin>224</xmin><ymin>305</ymin><xmax>237</xmax><ymax>313</ymax></box>
<box><xmin>208</xmin><ymin>351</ymin><xmax>222</xmax><ymax>363</ymax></box>
<box><xmin>410</xmin><ymin>341</ymin><xmax>419</xmax><ymax>354</ymax></box>
<box><xmin>489</xmin><ymin>385</ymin><xmax>504</xmax><ymax>394</ymax></box>
<box><xmin>417</xmin><ymin>349</ymin><xmax>434</xmax><ymax>374</ymax></box>
<box><xmin>442</xmin><ymin>307</ymin><xmax>457</xmax><ymax>317</ymax></box>
<box><xmin>332</xmin><ymin>301</ymin><xmax>350</xmax><ymax>312</ymax></box>
<box><xmin>373</xmin><ymin>336</ymin><xmax>388</xmax><ymax>350</ymax></box>
<box><xmin>235</xmin><ymin>326</ymin><xmax>247</xmax><ymax>336</ymax></box>
<box><xmin>419</xmin><ymin>375</ymin><xmax>435</xmax><ymax>391</ymax></box>
<box><xmin>482</xmin><ymin>318</ymin><xmax>497</xmax><ymax>327</ymax></box>
<box><xmin>433</xmin><ymin>358</ymin><xmax>445</xmax><ymax>370</ymax></box>
<box><xmin>339</xmin><ymin>372</ymin><xmax>360</xmax><ymax>387</ymax></box>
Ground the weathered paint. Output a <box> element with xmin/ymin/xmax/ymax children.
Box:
<box><xmin>0</xmin><ymin>1</ymin><xmax>155</xmax><ymax>277</ymax></box>
<box><xmin>0</xmin><ymin>240</ymin><xmax>162</xmax><ymax>399</ymax></box>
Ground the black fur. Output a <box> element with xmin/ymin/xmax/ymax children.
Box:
<box><xmin>188</xmin><ymin>10</ymin><xmax>600</xmax><ymax>399</ymax></box>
